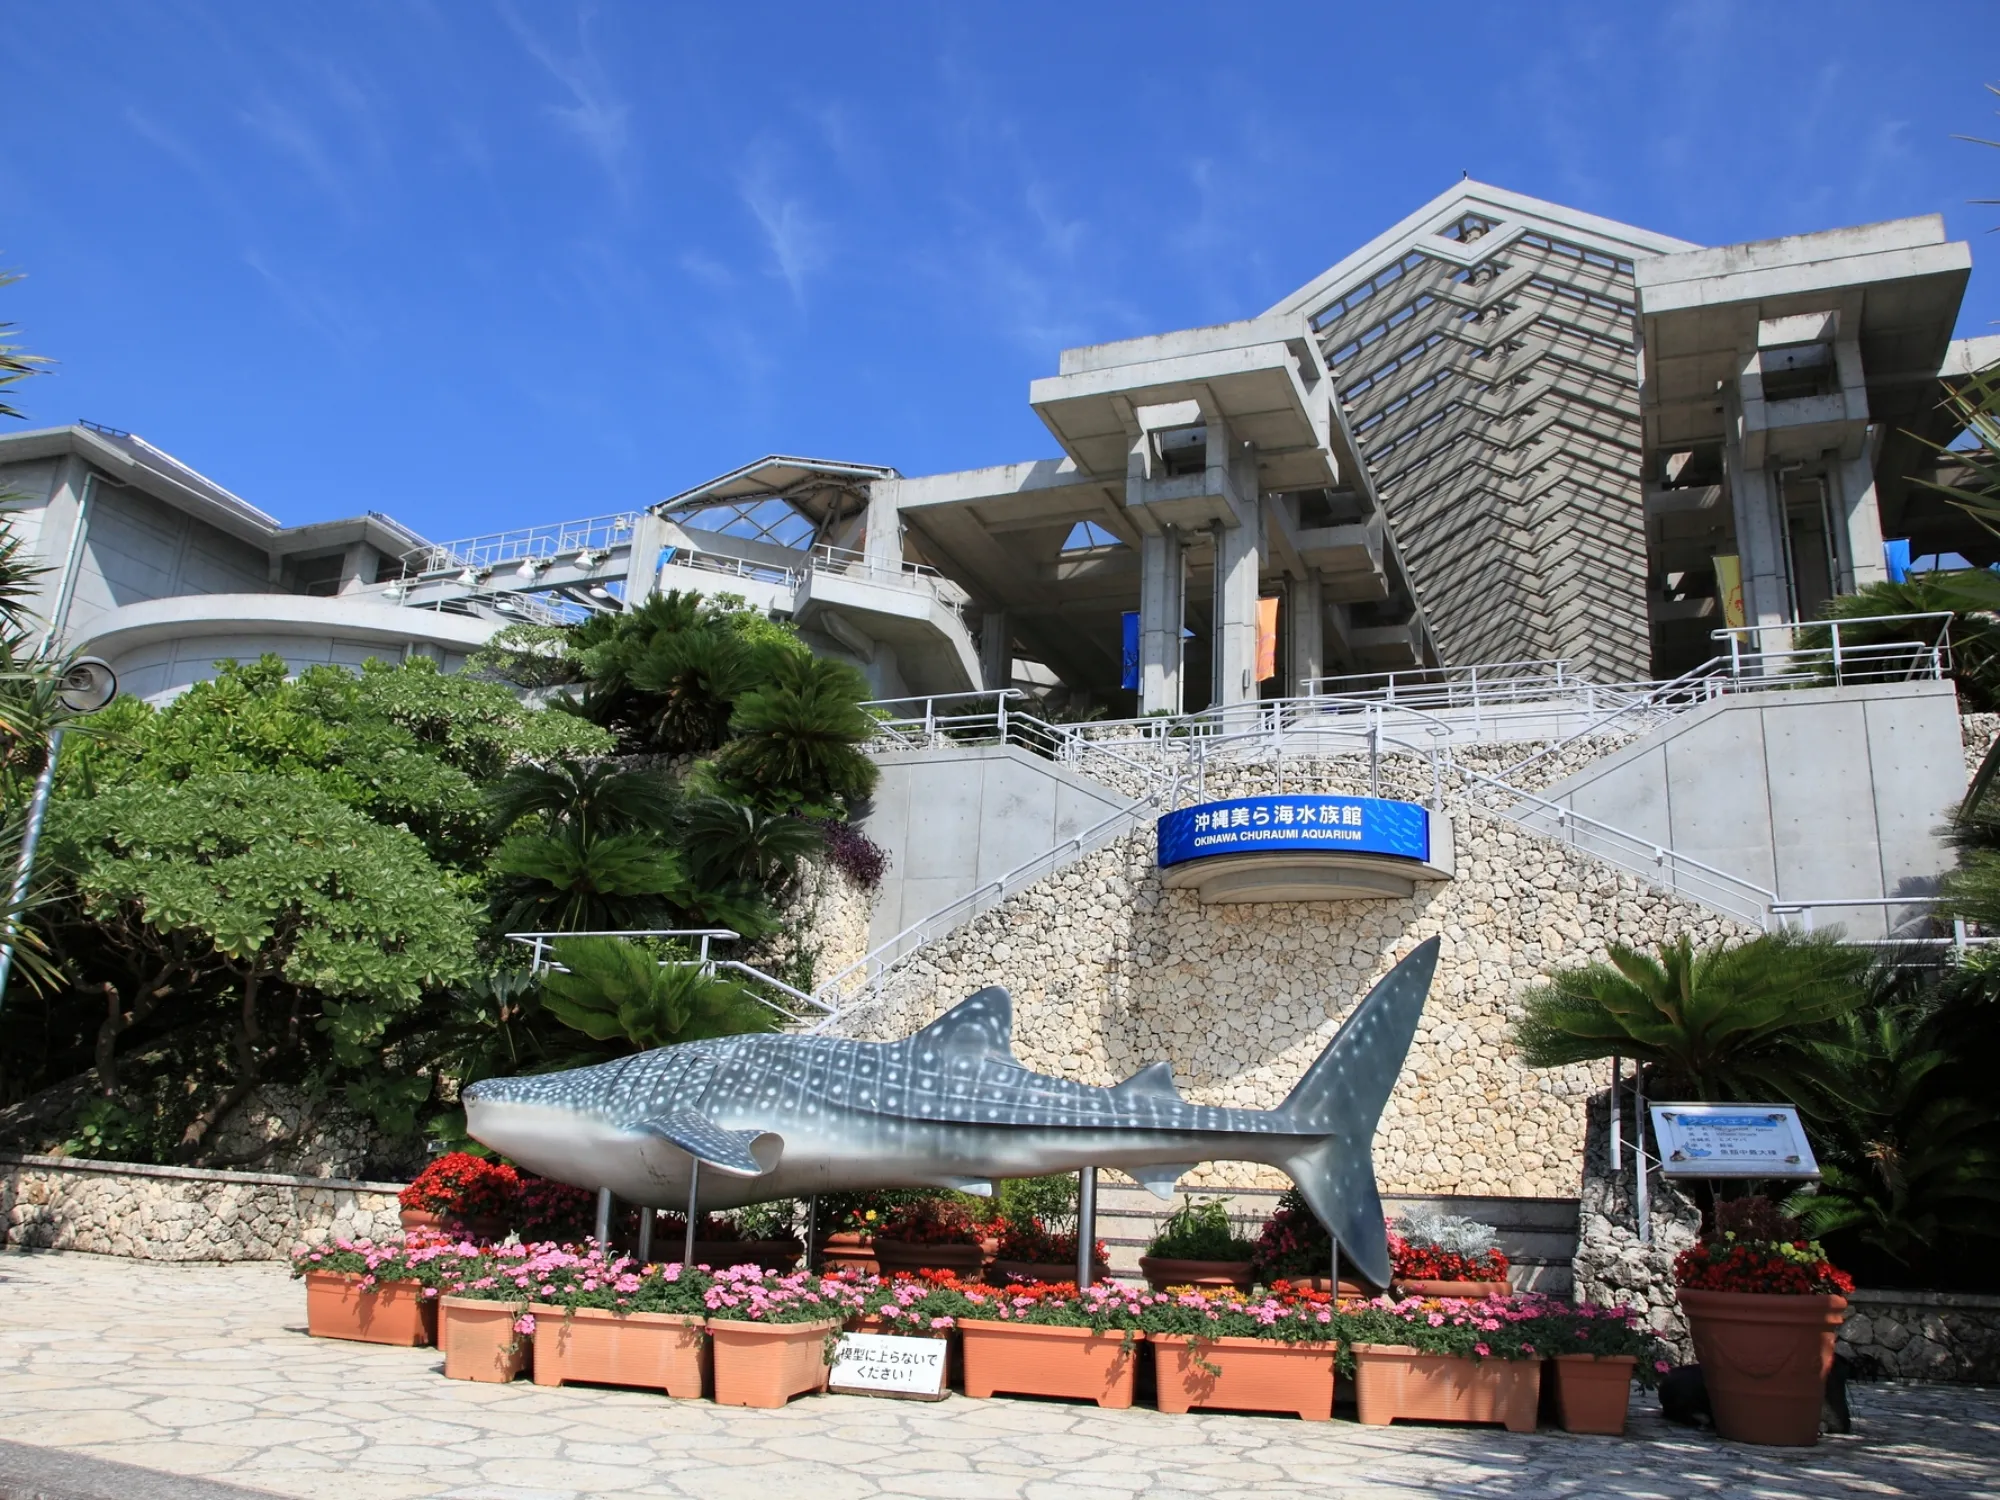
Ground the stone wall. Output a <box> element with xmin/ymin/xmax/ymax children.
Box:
<box><xmin>843</xmin><ymin>748</ymin><xmax>1761</xmax><ymax>1200</ymax></box>
<box><xmin>0</xmin><ymin>1152</ymin><xmax>403</xmax><ymax>1260</ymax></box>
<box><xmin>1837</xmin><ymin>1288</ymin><xmax>2000</xmax><ymax>1383</ymax></box>
<box><xmin>751</xmin><ymin>859</ymin><xmax>877</xmax><ymax>999</ymax></box>
<box><xmin>1569</xmin><ymin>1093</ymin><xmax>1701</xmax><ymax>1359</ymax></box>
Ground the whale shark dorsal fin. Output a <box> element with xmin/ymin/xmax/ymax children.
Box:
<box><xmin>913</xmin><ymin>987</ymin><xmax>1016</xmax><ymax>1063</ymax></box>
<box><xmin>634</xmin><ymin>1111</ymin><xmax>781</xmax><ymax>1178</ymax></box>
<box><xmin>1111</xmin><ymin>1061</ymin><xmax>1180</xmax><ymax>1102</ymax></box>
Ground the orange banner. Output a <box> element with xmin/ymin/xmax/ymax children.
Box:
<box><xmin>1256</xmin><ymin>596</ymin><xmax>1280</xmax><ymax>682</ymax></box>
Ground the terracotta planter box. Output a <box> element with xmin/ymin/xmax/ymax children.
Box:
<box><xmin>872</xmin><ymin>1239</ymin><xmax>986</xmax><ymax>1277</ymax></box>
<box><xmin>709</xmin><ymin>1318</ymin><xmax>841</xmax><ymax>1408</ymax></box>
<box><xmin>439</xmin><ymin>1297</ymin><xmax>530</xmax><ymax>1383</ymax></box>
<box><xmin>958</xmin><ymin>1320</ymin><xmax>1144</xmax><ymax>1408</ymax></box>
<box><xmin>303</xmin><ymin>1271</ymin><xmax>437</xmax><ymax>1347</ymax></box>
<box><xmin>1139</xmin><ymin>1257</ymin><xmax>1254</xmax><ymax>1291</ymax></box>
<box><xmin>987</xmin><ymin>1259</ymin><xmax>1107</xmax><ymax>1286</ymax></box>
<box><xmin>1550</xmin><ymin>1354</ymin><xmax>1636</xmax><ymax>1435</ymax></box>
<box><xmin>1351</xmin><ymin>1343</ymin><xmax>1541</xmax><ymax>1432</ymax></box>
<box><xmin>1679</xmin><ymin>1289</ymin><xmax>1847</xmax><ymax>1447</ymax></box>
<box><xmin>529</xmin><ymin>1305</ymin><xmax>707</xmax><ymax>1398</ymax></box>
<box><xmin>399</xmin><ymin>1208</ymin><xmax>444</xmax><ymax>1236</ymax></box>
<box><xmin>1154</xmin><ymin>1335</ymin><xmax>1338</xmax><ymax>1421</ymax></box>
<box><xmin>818</xmin><ymin>1232</ymin><xmax>878</xmax><ymax>1276</ymax></box>
<box><xmin>1394</xmin><ymin>1279</ymin><xmax>1512</xmax><ymax>1300</ymax></box>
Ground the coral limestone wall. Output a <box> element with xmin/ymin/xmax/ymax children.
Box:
<box><xmin>845</xmin><ymin>752</ymin><xmax>1758</xmax><ymax>1201</ymax></box>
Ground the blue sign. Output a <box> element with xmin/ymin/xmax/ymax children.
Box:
<box><xmin>1157</xmin><ymin>795</ymin><xmax>1430</xmax><ymax>868</ymax></box>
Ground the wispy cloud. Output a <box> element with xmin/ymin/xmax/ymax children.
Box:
<box><xmin>238</xmin><ymin>92</ymin><xmax>357</xmax><ymax>222</ymax></box>
<box><xmin>242</xmin><ymin>249</ymin><xmax>372</xmax><ymax>357</ymax></box>
<box><xmin>739</xmin><ymin>147</ymin><xmax>829</xmax><ymax>307</ymax></box>
<box><xmin>500</xmin><ymin>2</ymin><xmax>636</xmax><ymax>204</ymax></box>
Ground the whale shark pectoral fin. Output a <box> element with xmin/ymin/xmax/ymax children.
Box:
<box><xmin>1112</xmin><ymin>1062</ymin><xmax>1181</xmax><ymax>1102</ymax></box>
<box><xmin>1130</xmin><ymin>1164</ymin><xmax>1196</xmax><ymax>1199</ymax></box>
<box><xmin>633</xmin><ymin>1111</ymin><xmax>780</xmax><ymax>1178</ymax></box>
<box><xmin>912</xmin><ymin>987</ymin><xmax>1017</xmax><ymax>1063</ymax></box>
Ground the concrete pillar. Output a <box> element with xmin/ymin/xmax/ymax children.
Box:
<box><xmin>979</xmin><ymin>609</ymin><xmax>1010</xmax><ymax>692</ymax></box>
<box><xmin>1834</xmin><ymin>453</ymin><xmax>1887</xmax><ymax>591</ymax></box>
<box><xmin>1722</xmin><ymin>436</ymin><xmax>1791</xmax><ymax>629</ymax></box>
<box><xmin>1139</xmin><ymin>530</ymin><xmax>1184</xmax><ymax>715</ymax></box>
<box><xmin>337</xmin><ymin>541</ymin><xmax>379</xmax><ymax>595</ymax></box>
<box><xmin>625</xmin><ymin>512</ymin><xmax>671</xmax><ymax>605</ymax></box>
<box><xmin>1211</xmin><ymin>518</ymin><xmax>1261</xmax><ymax>707</ymax></box>
<box><xmin>1289</xmin><ymin>573</ymin><xmax>1323</xmax><ymax>696</ymax></box>
<box><xmin>863</xmin><ymin>483</ymin><xmax>902</xmax><ymax>570</ymax></box>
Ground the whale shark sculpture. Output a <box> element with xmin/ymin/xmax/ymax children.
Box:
<box><xmin>465</xmin><ymin>936</ymin><xmax>1439</xmax><ymax>1285</ymax></box>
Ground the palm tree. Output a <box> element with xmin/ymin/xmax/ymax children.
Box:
<box><xmin>540</xmin><ymin>935</ymin><xmax>777</xmax><ymax>1050</ymax></box>
<box><xmin>485</xmin><ymin>758</ymin><xmax>678</xmax><ymax>839</ymax></box>
<box><xmin>714</xmin><ymin>654</ymin><xmax>879</xmax><ymax>813</ymax></box>
<box><xmin>1512</xmin><ymin>931</ymin><xmax>1873</xmax><ymax>1101</ymax></box>
<box><xmin>0</xmin><ymin>269</ymin><xmax>49</xmax><ymax>422</ymax></box>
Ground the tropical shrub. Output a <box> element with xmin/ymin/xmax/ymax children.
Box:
<box><xmin>711</xmin><ymin>654</ymin><xmax>880</xmax><ymax>815</ymax></box>
<box><xmin>1146</xmin><ymin>1197</ymin><xmax>1258</xmax><ymax>1261</ymax></box>
<box><xmin>818</xmin><ymin>819</ymin><xmax>888</xmax><ymax>889</ymax></box>
<box><xmin>537</xmin><ymin>936</ymin><xmax>777</xmax><ymax>1052</ymax></box>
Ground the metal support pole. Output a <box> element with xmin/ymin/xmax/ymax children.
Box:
<box><xmin>805</xmin><ymin>1194</ymin><xmax>819</xmax><ymax>1272</ymax></box>
<box><xmin>636</xmin><ymin>1205</ymin><xmax>654</xmax><ymax>1264</ymax></box>
<box><xmin>683</xmin><ymin>1162</ymin><xmax>700</xmax><ymax>1267</ymax></box>
<box><xmin>1329</xmin><ymin>1236</ymin><xmax>1341</xmax><ymax>1299</ymax></box>
<box><xmin>1633</xmin><ymin>1067</ymin><xmax>1651</xmax><ymax>1246</ymax></box>
<box><xmin>0</xmin><ymin>727</ymin><xmax>63</xmax><ymax>1013</ymax></box>
<box><xmin>595</xmin><ymin>1187</ymin><xmax>613</xmax><ymax>1249</ymax></box>
<box><xmin>1076</xmin><ymin>1167</ymin><xmax>1097</xmax><ymax>1290</ymax></box>
<box><xmin>1608</xmin><ymin>1055</ymin><xmax>1622</xmax><ymax>1172</ymax></box>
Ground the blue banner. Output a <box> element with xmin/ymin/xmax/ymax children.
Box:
<box><xmin>1120</xmin><ymin>611</ymin><xmax>1140</xmax><ymax>691</ymax></box>
<box><xmin>1157</xmin><ymin>795</ymin><xmax>1430</xmax><ymax>867</ymax></box>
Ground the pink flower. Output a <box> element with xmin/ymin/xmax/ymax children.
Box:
<box><xmin>1426</xmin><ymin>1313</ymin><xmax>1445</xmax><ymax>1327</ymax></box>
<box><xmin>514</xmin><ymin>1314</ymin><xmax>536</xmax><ymax>1335</ymax></box>
<box><xmin>1474</xmin><ymin>1342</ymin><xmax>1491</xmax><ymax>1356</ymax></box>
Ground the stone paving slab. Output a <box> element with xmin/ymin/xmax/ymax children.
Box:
<box><xmin>1</xmin><ymin>1250</ymin><xmax>1996</xmax><ymax>1499</ymax></box>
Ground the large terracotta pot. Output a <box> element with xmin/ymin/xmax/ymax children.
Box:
<box><xmin>1394</xmin><ymin>1279</ymin><xmax>1512</xmax><ymax>1300</ymax></box>
<box><xmin>529</xmin><ymin>1305</ymin><xmax>707</xmax><ymax>1398</ymax></box>
<box><xmin>708</xmin><ymin>1318</ymin><xmax>841</xmax><ymax>1408</ymax></box>
<box><xmin>987</xmin><ymin>1259</ymin><xmax>1107</xmax><ymax>1287</ymax></box>
<box><xmin>303</xmin><ymin>1271</ymin><xmax>437</xmax><ymax>1347</ymax></box>
<box><xmin>439</xmin><ymin>1296</ymin><xmax>530</xmax><ymax>1382</ymax></box>
<box><xmin>684</xmin><ymin>1239</ymin><xmax>802</xmax><ymax>1272</ymax></box>
<box><xmin>1154</xmin><ymin>1335</ymin><xmax>1338</xmax><ymax>1421</ymax></box>
<box><xmin>872</xmin><ymin>1239</ymin><xmax>985</xmax><ymax>1277</ymax></box>
<box><xmin>1678</xmin><ymin>1289</ymin><xmax>1846</xmax><ymax>1447</ymax></box>
<box><xmin>1291</xmin><ymin>1275</ymin><xmax>1371</xmax><ymax>1299</ymax></box>
<box><xmin>398</xmin><ymin>1208</ymin><xmax>444</xmax><ymax>1236</ymax></box>
<box><xmin>818</xmin><ymin>1231</ymin><xmax>878</xmax><ymax>1276</ymax></box>
<box><xmin>957</xmin><ymin>1320</ymin><xmax>1143</xmax><ymax>1408</ymax></box>
<box><xmin>1550</xmin><ymin>1354</ymin><xmax>1636</xmax><ymax>1435</ymax></box>
<box><xmin>1139</xmin><ymin>1257</ymin><xmax>1254</xmax><ymax>1291</ymax></box>
<box><xmin>1351</xmin><ymin>1343</ymin><xmax>1541</xmax><ymax>1432</ymax></box>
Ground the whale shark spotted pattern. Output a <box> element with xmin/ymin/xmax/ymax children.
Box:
<box><xmin>464</xmin><ymin>936</ymin><xmax>1439</xmax><ymax>1286</ymax></box>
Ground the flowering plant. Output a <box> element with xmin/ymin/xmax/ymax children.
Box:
<box><xmin>932</xmin><ymin>1279</ymin><xmax>1167</xmax><ymax>1331</ymax></box>
<box><xmin>875</xmin><ymin>1196</ymin><xmax>984</xmax><ymax>1246</ymax></box>
<box><xmin>1251</xmin><ymin>1189</ymin><xmax>1332</xmax><ymax>1280</ymax></box>
<box><xmin>1672</xmin><ymin>1196</ymin><xmax>1854</xmax><ymax>1296</ymax></box>
<box><xmin>399</xmin><ymin>1152</ymin><xmax>520</xmax><ymax>1220</ymax></box>
<box><xmin>1146</xmin><ymin>1197</ymin><xmax>1258</xmax><ymax>1261</ymax></box>
<box><xmin>1530</xmin><ymin>1299</ymin><xmax>1674</xmax><ymax>1382</ymax></box>
<box><xmin>702</xmin><ymin>1265</ymin><xmax>867</xmax><ymax>1324</ymax></box>
<box><xmin>651</xmin><ymin>1212</ymin><xmax>747</xmax><ymax>1244</ymax></box>
<box><xmin>1339</xmin><ymin>1292</ymin><xmax>1551</xmax><ymax>1362</ymax></box>
<box><xmin>1386</xmin><ymin>1230</ymin><xmax>1510</xmax><ymax>1283</ymax></box>
<box><xmin>289</xmin><ymin>1236</ymin><xmax>466</xmax><ymax>1295</ymax></box>
<box><xmin>514</xmin><ymin>1176</ymin><xmax>594</xmax><ymax>1242</ymax></box>
<box><xmin>991</xmin><ymin>1214</ymin><xmax>1108</xmax><ymax>1269</ymax></box>
<box><xmin>1138</xmin><ymin>1286</ymin><xmax>1340</xmax><ymax>1345</ymax></box>
<box><xmin>860</xmin><ymin>1273</ymin><xmax>968</xmax><ymax>1334</ymax></box>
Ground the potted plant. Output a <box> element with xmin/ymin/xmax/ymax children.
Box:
<box><xmin>436</xmin><ymin>1243</ymin><xmax>553</xmax><ymax>1382</ymax></box>
<box><xmin>398</xmin><ymin>1152</ymin><xmax>520</xmax><ymax>1241</ymax></box>
<box><xmin>649</xmin><ymin>1207</ymin><xmax>801</xmax><ymax>1271</ymax></box>
<box><xmin>514</xmin><ymin>1175</ymin><xmax>596</xmax><ymax>1243</ymax></box>
<box><xmin>948</xmin><ymin>1280</ymin><xmax>1161</xmax><ymax>1408</ymax></box>
<box><xmin>1141</xmin><ymin>1284</ymin><xmax>1342</xmax><ymax>1421</ymax></box>
<box><xmin>532</xmin><ymin>1257</ymin><xmax>713</xmax><ymax>1399</ymax></box>
<box><xmin>1343</xmin><ymin>1292</ymin><xmax>1547</xmax><ymax>1432</ymax></box>
<box><xmin>818</xmin><ymin>1200</ymin><xmax>882</xmax><ymax>1275</ymax></box>
<box><xmin>703</xmin><ymin>1265</ymin><xmax>865</xmax><ymax>1408</ymax></box>
<box><xmin>871</xmin><ymin>1196</ymin><xmax>987</xmax><ymax>1276</ymax></box>
<box><xmin>1387</xmin><ymin>1209</ymin><xmax>1512</xmax><ymax>1298</ymax></box>
<box><xmin>1250</xmin><ymin>1189</ymin><xmax>1369</xmax><ymax>1296</ymax></box>
<box><xmin>291</xmin><ymin>1238</ymin><xmax>454</xmax><ymax>1347</ymax></box>
<box><xmin>988</xmin><ymin>1215</ymin><xmax>1109</xmax><ymax>1285</ymax></box>
<box><xmin>1533</xmin><ymin>1300</ymin><xmax>1671</xmax><ymax>1435</ymax></box>
<box><xmin>1139</xmin><ymin>1197</ymin><xmax>1258</xmax><ymax>1290</ymax></box>
<box><xmin>1673</xmin><ymin>1197</ymin><xmax>1853</xmax><ymax>1447</ymax></box>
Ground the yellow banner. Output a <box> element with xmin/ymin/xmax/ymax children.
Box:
<box><xmin>1714</xmin><ymin>554</ymin><xmax>1745</xmax><ymax>628</ymax></box>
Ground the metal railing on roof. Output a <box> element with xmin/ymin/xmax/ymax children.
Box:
<box><xmin>405</xmin><ymin>513</ymin><xmax>643</xmax><ymax>576</ymax></box>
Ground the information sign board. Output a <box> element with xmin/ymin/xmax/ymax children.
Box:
<box><xmin>828</xmin><ymin>1332</ymin><xmax>950</xmax><ymax>1400</ymax></box>
<box><xmin>1157</xmin><ymin>794</ymin><xmax>1429</xmax><ymax>867</ymax></box>
<box><xmin>1649</xmin><ymin>1103</ymin><xmax>1820</xmax><ymax>1179</ymax></box>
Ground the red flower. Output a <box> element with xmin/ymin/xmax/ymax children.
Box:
<box><xmin>399</xmin><ymin>1153</ymin><xmax>520</xmax><ymax>1221</ymax></box>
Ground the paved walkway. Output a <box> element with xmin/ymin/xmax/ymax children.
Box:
<box><xmin>1</xmin><ymin>1250</ymin><xmax>1995</xmax><ymax>1500</ymax></box>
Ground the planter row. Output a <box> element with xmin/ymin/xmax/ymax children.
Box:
<box><xmin>306</xmin><ymin>1275</ymin><xmax>1633</xmax><ymax>1426</ymax></box>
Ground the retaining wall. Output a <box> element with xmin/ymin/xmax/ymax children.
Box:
<box><xmin>0</xmin><ymin>1153</ymin><xmax>403</xmax><ymax>1260</ymax></box>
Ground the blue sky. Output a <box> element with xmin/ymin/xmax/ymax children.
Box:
<box><xmin>4</xmin><ymin>2</ymin><xmax>1998</xmax><ymax>543</ymax></box>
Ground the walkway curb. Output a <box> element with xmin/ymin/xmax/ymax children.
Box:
<box><xmin>0</xmin><ymin>1441</ymin><xmax>283</xmax><ymax>1500</ymax></box>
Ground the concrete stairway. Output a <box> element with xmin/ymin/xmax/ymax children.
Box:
<box><xmin>1093</xmin><ymin>1179</ymin><xmax>1578</xmax><ymax>1295</ymax></box>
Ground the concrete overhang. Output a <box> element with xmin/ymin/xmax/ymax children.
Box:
<box><xmin>654</xmin><ymin>455</ymin><xmax>896</xmax><ymax>531</ymax></box>
<box><xmin>792</xmin><ymin>572</ymin><xmax>980</xmax><ymax>695</ymax></box>
<box><xmin>0</xmin><ymin>424</ymin><xmax>284</xmax><ymax>551</ymax></box>
<box><xmin>1163</xmin><ymin>815</ymin><xmax>1454</xmax><ymax>904</ymax></box>
<box><xmin>1029</xmin><ymin>317</ymin><xmax>1336</xmax><ymax>490</ymax></box>
<box><xmin>73</xmin><ymin>593</ymin><xmax>500</xmax><ymax>663</ymax></box>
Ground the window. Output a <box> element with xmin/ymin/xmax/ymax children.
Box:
<box><xmin>678</xmin><ymin>496</ymin><xmax>815</xmax><ymax>549</ymax></box>
<box><xmin>1061</xmin><ymin>520</ymin><xmax>1124</xmax><ymax>552</ymax></box>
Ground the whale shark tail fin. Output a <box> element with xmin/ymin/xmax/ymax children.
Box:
<box><xmin>1276</xmin><ymin>936</ymin><xmax>1439</xmax><ymax>1287</ymax></box>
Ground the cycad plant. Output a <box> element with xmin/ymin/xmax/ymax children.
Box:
<box><xmin>489</xmin><ymin>826</ymin><xmax>686</xmax><ymax>934</ymax></box>
<box><xmin>539</xmin><ymin>935</ymin><xmax>776</xmax><ymax>1050</ymax></box>
<box><xmin>1512</xmin><ymin>931</ymin><xmax>1872</xmax><ymax>1100</ymax></box>
<box><xmin>681</xmin><ymin>794</ymin><xmax>820</xmax><ymax>893</ymax></box>
<box><xmin>626</xmin><ymin>628</ymin><xmax>767</xmax><ymax>754</ymax></box>
<box><xmin>714</xmin><ymin>654</ymin><xmax>879</xmax><ymax>814</ymax></box>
